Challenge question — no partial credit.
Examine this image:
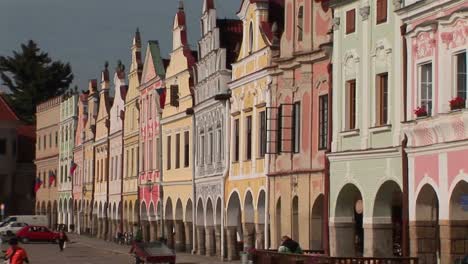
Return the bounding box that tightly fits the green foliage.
[0,40,73,122]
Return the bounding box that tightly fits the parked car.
[0,222,28,236]
[0,215,48,227]
[16,226,60,244]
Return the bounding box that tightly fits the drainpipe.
[105,119,111,239]
[400,23,409,257]
[158,109,164,239]
[120,111,125,233]
[191,111,197,254]
[324,62,332,256]
[265,77,273,250]
[220,96,231,258]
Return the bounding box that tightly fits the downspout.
[324,62,332,256]
[120,111,125,233]
[400,23,409,257]
[265,77,273,250]
[220,96,231,258]
[105,119,110,239]
[191,112,197,254]
[158,110,164,239]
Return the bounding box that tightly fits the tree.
[0,40,73,122]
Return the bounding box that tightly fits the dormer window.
[249,22,254,54]
[298,6,304,41]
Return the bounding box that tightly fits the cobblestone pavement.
[1,234,240,264]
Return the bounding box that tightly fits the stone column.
[184,222,193,253]
[256,224,265,249]
[197,226,206,255]
[165,220,174,249]
[226,226,239,261]
[215,225,222,257]
[243,223,255,250]
[205,226,215,256]
[174,220,186,252]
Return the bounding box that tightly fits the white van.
[0,215,48,227]
[0,222,28,236]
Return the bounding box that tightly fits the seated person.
[278,235,303,254]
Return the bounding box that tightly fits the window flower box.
[414,106,428,118]
[449,96,465,111]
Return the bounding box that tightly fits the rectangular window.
[175,133,180,169]
[246,116,252,160]
[200,134,205,165]
[49,134,52,148]
[55,132,58,147]
[43,135,46,149]
[167,136,171,170]
[346,9,356,34]
[38,136,41,150]
[259,111,266,156]
[347,80,357,130]
[420,63,433,115]
[170,85,179,107]
[184,131,189,167]
[0,139,5,155]
[376,73,389,125]
[234,119,240,162]
[319,95,329,150]
[217,129,222,162]
[456,52,467,99]
[376,0,388,24]
[209,132,214,164]
[156,137,160,170]
[277,106,283,153]
[141,142,145,171]
[149,139,153,170]
[292,103,300,153]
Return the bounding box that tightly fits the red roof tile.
[0,94,20,122]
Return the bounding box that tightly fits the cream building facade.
[35,96,62,229]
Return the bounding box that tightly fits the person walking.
[58,230,69,252]
[3,238,29,264]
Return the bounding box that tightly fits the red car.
[16,226,60,243]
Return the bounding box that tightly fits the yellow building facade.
[225,0,283,260]
[161,2,197,253]
[122,30,142,233]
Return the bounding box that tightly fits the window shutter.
[346,9,356,34]
[170,85,179,107]
[377,0,387,24]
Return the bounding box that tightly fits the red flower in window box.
[449,96,465,110]
[414,106,428,118]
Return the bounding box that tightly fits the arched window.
[298,6,304,41]
[249,22,254,54]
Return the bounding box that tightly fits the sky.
[0,0,239,90]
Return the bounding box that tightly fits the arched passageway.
[185,199,193,253]
[275,198,282,248]
[243,191,255,251]
[292,196,299,242]
[311,194,324,251]
[205,199,215,256]
[333,184,363,257]
[174,199,185,252]
[165,198,174,249]
[196,198,205,255]
[413,184,439,264]
[257,190,266,250]
[226,192,242,261]
[446,180,468,263]
[372,181,402,257]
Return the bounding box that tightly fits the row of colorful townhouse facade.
[33,0,467,263]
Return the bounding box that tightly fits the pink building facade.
[138,41,167,242]
[73,91,88,234]
[401,1,467,263]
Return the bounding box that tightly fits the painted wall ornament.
[359,5,370,21]
[333,17,340,31]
